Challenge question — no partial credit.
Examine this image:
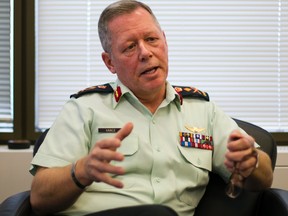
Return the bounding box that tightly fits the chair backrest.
[233,118,277,169]
[194,118,277,216]
[33,128,49,157]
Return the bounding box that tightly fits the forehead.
[107,7,160,37]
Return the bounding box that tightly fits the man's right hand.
[76,122,134,188]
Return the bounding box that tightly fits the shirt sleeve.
[30,98,92,175]
[209,102,255,183]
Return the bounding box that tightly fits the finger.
[98,174,124,188]
[86,160,125,187]
[226,147,253,162]
[94,163,124,188]
[224,159,234,169]
[241,133,255,150]
[93,147,124,162]
[93,137,121,154]
[92,169,124,188]
[224,159,235,172]
[227,134,255,153]
[114,122,133,141]
[238,166,255,178]
[227,130,243,152]
[238,154,258,171]
[94,160,125,175]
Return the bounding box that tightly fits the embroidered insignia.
[173,85,209,102]
[179,132,213,150]
[174,87,183,92]
[114,86,122,102]
[185,125,206,133]
[184,87,192,92]
[70,83,114,98]
[176,91,183,105]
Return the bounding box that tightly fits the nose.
[138,42,152,62]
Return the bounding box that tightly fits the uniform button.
[155,178,160,183]
[155,146,160,152]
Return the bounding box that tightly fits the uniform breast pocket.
[87,134,139,191]
[177,144,212,171]
[116,135,139,156]
[94,133,139,156]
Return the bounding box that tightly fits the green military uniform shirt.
[31,79,243,216]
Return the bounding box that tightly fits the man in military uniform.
[30,1,273,215]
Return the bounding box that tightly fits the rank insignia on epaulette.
[70,83,114,98]
[179,132,213,150]
[173,85,209,102]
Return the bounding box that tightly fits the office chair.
[194,118,287,216]
[1,118,288,216]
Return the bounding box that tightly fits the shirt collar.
[165,82,182,111]
[112,79,133,109]
[112,80,182,111]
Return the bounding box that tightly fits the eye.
[146,37,158,42]
[123,43,136,53]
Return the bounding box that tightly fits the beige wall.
[0,146,33,203]
[0,146,288,203]
[272,147,288,190]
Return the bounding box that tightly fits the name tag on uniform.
[179,132,213,150]
[98,128,121,133]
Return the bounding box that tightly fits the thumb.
[228,130,242,142]
[114,122,133,141]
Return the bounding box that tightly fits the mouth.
[141,66,159,75]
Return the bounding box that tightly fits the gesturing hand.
[78,122,134,188]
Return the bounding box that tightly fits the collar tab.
[114,86,122,103]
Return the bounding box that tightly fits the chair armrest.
[0,191,32,216]
[258,188,288,215]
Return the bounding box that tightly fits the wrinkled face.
[102,7,169,98]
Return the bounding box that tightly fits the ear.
[102,52,116,74]
[162,31,168,46]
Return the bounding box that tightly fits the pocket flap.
[177,144,212,171]
[117,135,138,156]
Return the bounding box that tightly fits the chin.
[145,80,166,91]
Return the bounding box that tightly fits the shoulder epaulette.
[173,86,209,101]
[70,83,114,99]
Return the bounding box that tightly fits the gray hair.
[98,0,161,53]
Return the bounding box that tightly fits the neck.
[137,88,166,114]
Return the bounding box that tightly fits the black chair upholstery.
[32,128,49,157]
[258,188,288,215]
[194,118,285,216]
[233,118,277,169]
[1,118,288,216]
[0,191,32,216]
